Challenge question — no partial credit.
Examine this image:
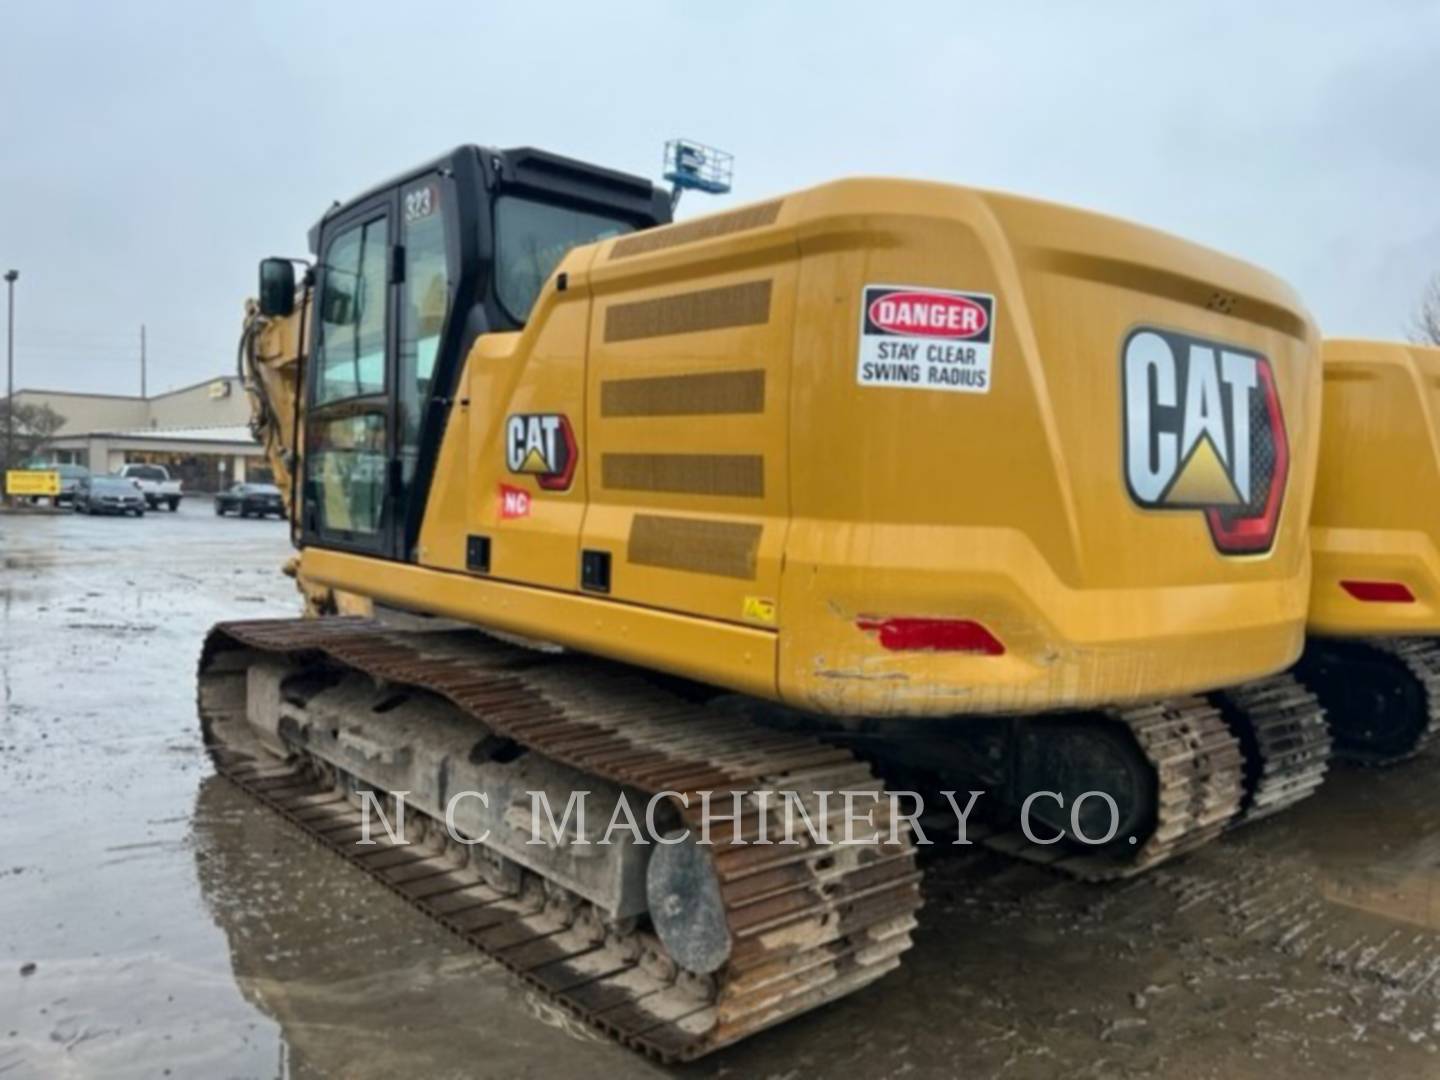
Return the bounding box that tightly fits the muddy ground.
[3,504,1440,1078]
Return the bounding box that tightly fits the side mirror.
[258,258,296,318]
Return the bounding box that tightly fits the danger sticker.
[856,285,995,394]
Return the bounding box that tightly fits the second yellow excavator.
[1297,338,1440,764]
[209,145,1331,1058]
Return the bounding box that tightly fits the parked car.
[22,462,90,506]
[116,463,183,511]
[52,463,92,505]
[214,482,285,518]
[73,476,146,516]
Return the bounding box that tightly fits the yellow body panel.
[303,547,777,697]
[461,275,595,591]
[1308,339,1440,636]
[313,178,1321,717]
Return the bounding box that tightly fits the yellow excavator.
[207,145,1330,1059]
[1295,339,1440,763]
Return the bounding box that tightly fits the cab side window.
[316,217,389,404]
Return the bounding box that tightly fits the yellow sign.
[6,470,60,496]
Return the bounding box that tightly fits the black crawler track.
[976,677,1329,881]
[1213,672,1330,823]
[1295,637,1440,766]
[975,696,1246,881]
[198,617,921,1062]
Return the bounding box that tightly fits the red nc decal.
[499,484,532,521]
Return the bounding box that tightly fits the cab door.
[302,173,461,562]
[302,195,397,557]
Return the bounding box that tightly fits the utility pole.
[140,323,147,398]
[4,269,17,478]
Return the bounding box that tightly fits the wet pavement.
[4,504,1440,1078]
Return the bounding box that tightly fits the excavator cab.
[269,146,669,565]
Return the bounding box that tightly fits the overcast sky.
[1,1,1436,396]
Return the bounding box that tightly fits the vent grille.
[604,281,772,343]
[601,370,766,418]
[628,515,762,580]
[601,453,764,497]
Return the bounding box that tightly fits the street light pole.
[4,269,17,478]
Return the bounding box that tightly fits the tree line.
[0,402,66,472]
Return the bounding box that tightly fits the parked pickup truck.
[116,463,183,511]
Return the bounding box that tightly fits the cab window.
[308,411,387,536]
[494,196,633,323]
[400,181,450,386]
[397,179,453,489]
[315,217,389,403]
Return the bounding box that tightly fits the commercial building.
[6,376,267,492]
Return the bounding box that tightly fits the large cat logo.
[1122,327,1288,554]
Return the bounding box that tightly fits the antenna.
[663,139,733,212]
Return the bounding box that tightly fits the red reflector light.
[1341,580,1416,603]
[855,617,1005,655]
